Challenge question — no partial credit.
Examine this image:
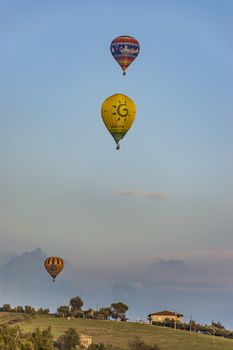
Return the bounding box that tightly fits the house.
[148,310,183,324]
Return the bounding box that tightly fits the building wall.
[80,334,92,348]
[150,314,182,323]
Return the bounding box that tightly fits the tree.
[98,307,112,320]
[38,308,50,315]
[188,320,196,332]
[37,308,44,315]
[13,306,24,313]
[69,296,83,315]
[24,305,36,315]
[111,302,128,321]
[43,308,50,315]
[212,321,225,330]
[57,327,80,350]
[2,304,11,312]
[57,306,71,318]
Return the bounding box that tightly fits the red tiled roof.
[148,310,183,317]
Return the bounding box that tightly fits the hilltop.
[1,313,233,350]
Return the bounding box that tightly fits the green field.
[2,315,231,350]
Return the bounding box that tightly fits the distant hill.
[0,248,79,310]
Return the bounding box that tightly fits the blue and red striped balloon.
[110,35,140,75]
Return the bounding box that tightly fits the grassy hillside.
[0,312,24,323]
[10,315,233,350]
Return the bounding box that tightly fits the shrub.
[57,327,80,350]
[31,327,53,350]
[88,344,113,350]
[128,337,160,350]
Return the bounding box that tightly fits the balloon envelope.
[44,256,64,281]
[110,35,140,75]
[101,93,136,149]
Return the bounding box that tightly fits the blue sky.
[1,0,233,327]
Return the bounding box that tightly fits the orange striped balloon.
[44,256,64,282]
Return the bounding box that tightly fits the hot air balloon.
[44,256,64,282]
[110,35,140,75]
[101,93,136,150]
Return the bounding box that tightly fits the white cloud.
[116,190,141,197]
[116,189,169,200]
[145,192,169,200]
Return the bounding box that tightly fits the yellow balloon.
[101,93,136,150]
[44,256,64,282]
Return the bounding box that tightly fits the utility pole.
[190,314,192,332]
[212,324,215,344]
